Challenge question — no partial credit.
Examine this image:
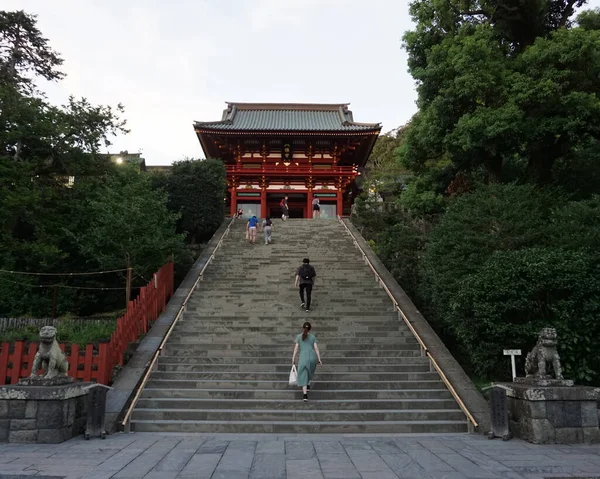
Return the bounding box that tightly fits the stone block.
[555,427,584,444]
[38,427,70,444]
[37,400,64,429]
[530,418,555,444]
[10,419,37,430]
[526,400,547,419]
[546,401,581,428]
[8,400,26,418]
[0,399,8,418]
[9,429,38,443]
[581,402,599,427]
[583,427,600,443]
[64,398,76,424]
[25,400,38,418]
[0,418,9,441]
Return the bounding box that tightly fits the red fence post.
[0,342,9,385]
[11,340,25,384]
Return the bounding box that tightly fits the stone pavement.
[1,433,600,479]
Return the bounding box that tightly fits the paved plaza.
[0,433,600,479]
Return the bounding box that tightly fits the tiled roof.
[194,103,380,132]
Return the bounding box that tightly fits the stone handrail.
[338,216,490,432]
[120,217,236,430]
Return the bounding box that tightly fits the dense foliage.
[355,2,600,385]
[159,159,226,244]
[0,11,187,318]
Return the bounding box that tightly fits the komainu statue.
[29,326,69,379]
[525,327,563,380]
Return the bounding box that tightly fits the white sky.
[6,0,600,165]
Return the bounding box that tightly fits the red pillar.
[260,188,267,219]
[230,188,237,216]
[306,189,313,219]
[336,189,343,217]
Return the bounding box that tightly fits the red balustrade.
[0,262,174,385]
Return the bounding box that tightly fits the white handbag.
[288,365,298,386]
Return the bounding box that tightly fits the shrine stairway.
[129,219,469,433]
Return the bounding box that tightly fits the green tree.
[0,10,180,318]
[422,185,600,383]
[401,1,599,187]
[69,165,184,281]
[166,159,226,244]
[0,10,64,91]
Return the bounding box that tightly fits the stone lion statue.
[525,327,564,380]
[29,326,69,379]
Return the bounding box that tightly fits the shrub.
[423,185,600,383]
[166,159,226,244]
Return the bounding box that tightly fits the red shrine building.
[193,102,381,218]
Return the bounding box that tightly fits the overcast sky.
[6,0,600,165]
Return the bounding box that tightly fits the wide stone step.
[156,363,431,373]
[157,356,428,365]
[171,325,404,333]
[183,311,398,318]
[144,379,446,390]
[130,419,468,434]
[135,398,458,410]
[131,408,466,422]
[148,371,440,381]
[140,388,455,400]
[165,336,418,345]
[162,349,424,358]
[162,343,420,351]
[129,219,466,434]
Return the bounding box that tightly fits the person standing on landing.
[292,322,322,402]
[247,215,258,244]
[295,258,316,312]
[312,197,320,219]
[280,196,289,221]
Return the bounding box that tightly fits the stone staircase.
[130,219,469,433]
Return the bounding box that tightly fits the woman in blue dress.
[291,322,322,402]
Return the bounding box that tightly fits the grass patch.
[0,319,116,346]
[471,376,494,393]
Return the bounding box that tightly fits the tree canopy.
[0,10,187,318]
[355,1,600,385]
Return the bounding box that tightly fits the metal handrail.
[121,217,236,430]
[337,216,478,428]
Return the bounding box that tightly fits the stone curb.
[104,219,231,433]
[343,218,490,433]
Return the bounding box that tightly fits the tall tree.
[401,1,600,186]
[0,10,63,91]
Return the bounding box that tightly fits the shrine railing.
[337,216,478,430]
[225,165,357,177]
[0,262,174,386]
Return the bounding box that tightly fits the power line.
[0,277,141,291]
[0,268,129,277]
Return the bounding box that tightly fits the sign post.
[503,349,521,381]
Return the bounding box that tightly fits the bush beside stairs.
[129,219,470,434]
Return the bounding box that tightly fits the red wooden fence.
[0,262,174,385]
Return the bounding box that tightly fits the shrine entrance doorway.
[267,193,307,218]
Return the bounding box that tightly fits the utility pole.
[125,255,133,310]
[51,285,58,319]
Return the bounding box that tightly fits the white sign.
[503,349,521,356]
[503,349,522,380]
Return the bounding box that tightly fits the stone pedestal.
[0,380,90,443]
[496,381,600,444]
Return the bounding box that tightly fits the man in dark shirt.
[295,258,316,312]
